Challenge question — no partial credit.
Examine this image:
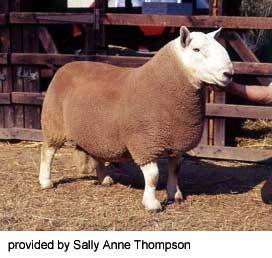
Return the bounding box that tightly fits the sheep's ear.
[180,26,191,48]
[207,27,222,40]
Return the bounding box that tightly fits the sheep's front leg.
[39,143,56,189]
[140,162,162,211]
[167,156,183,203]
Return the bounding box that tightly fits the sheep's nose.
[223,71,233,79]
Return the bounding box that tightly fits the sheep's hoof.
[40,179,54,189]
[174,197,184,204]
[100,176,114,187]
[143,199,162,212]
[167,191,184,204]
[175,191,184,203]
[166,197,184,206]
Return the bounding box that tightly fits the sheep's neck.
[136,41,203,103]
[133,42,205,152]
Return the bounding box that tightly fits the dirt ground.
[0,137,272,231]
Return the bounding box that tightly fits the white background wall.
[67,0,94,8]
[67,0,209,9]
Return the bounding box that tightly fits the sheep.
[39,26,233,211]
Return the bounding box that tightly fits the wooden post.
[84,26,96,54]
[83,0,106,54]
[216,0,223,15]
[10,0,25,128]
[22,24,41,129]
[0,1,13,129]
[199,89,209,145]
[84,6,96,54]
[12,0,40,130]
[214,0,226,146]
[200,0,216,145]
[94,0,107,53]
[0,2,6,129]
[207,0,217,145]
[209,0,226,146]
[213,37,227,146]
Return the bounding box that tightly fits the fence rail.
[9,53,272,76]
[9,12,272,30]
[102,13,272,29]
[10,12,94,24]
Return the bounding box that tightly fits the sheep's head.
[177,26,233,89]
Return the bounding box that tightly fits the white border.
[0,231,271,258]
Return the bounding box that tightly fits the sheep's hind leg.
[73,147,113,185]
[39,143,57,189]
[94,159,114,186]
[74,147,89,174]
[140,162,162,211]
[167,156,184,204]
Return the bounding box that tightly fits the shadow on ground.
[54,175,98,188]
[54,157,272,198]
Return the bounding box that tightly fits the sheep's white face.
[176,26,233,88]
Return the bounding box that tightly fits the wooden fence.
[1,0,272,163]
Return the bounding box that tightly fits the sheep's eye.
[193,48,200,52]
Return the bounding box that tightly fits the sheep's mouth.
[209,83,230,92]
[209,76,233,90]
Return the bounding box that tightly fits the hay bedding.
[236,119,272,150]
[0,137,272,231]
